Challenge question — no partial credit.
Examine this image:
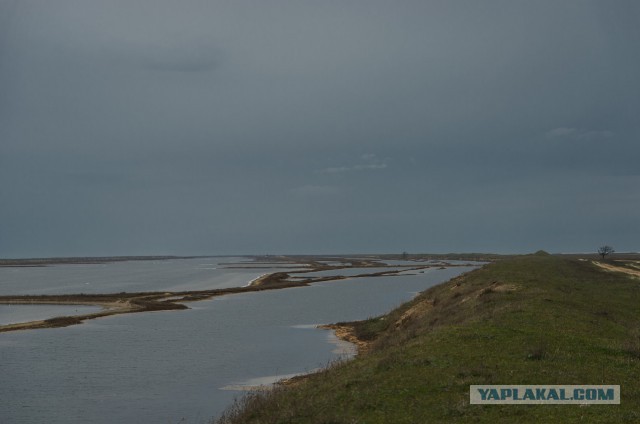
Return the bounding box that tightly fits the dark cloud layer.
[1,0,638,257]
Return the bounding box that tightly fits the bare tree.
[597,245,614,259]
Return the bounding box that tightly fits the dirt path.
[593,261,640,278]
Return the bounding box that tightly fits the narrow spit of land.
[215,254,640,424]
[0,255,478,333]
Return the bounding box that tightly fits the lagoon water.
[297,266,406,279]
[0,304,104,326]
[0,258,302,295]
[0,259,477,423]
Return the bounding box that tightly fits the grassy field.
[215,253,640,423]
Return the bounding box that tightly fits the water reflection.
[0,265,477,423]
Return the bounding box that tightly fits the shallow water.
[0,257,304,295]
[0,304,103,325]
[0,263,477,423]
[294,266,405,279]
[380,259,485,266]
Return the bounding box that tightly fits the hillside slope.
[216,255,640,423]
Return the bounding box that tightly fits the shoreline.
[318,323,371,354]
[0,255,208,267]
[0,258,476,333]
[0,274,298,333]
[212,255,640,423]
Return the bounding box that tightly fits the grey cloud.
[289,185,342,197]
[1,1,639,257]
[546,128,615,140]
[142,57,219,72]
[319,154,389,174]
[134,35,223,72]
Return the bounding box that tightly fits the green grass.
[215,255,640,423]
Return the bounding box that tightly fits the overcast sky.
[1,1,638,257]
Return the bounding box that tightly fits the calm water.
[0,258,304,295]
[0,304,103,325]
[295,266,405,279]
[0,262,477,423]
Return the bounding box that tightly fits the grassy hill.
[215,254,640,423]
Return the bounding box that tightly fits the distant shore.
[0,256,475,333]
[0,255,213,267]
[0,271,294,333]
